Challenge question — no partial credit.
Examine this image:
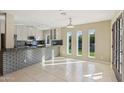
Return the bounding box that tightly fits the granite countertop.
[16,45,61,49]
[1,45,61,52]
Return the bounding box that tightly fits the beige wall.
[60,20,111,64]
[6,13,15,48]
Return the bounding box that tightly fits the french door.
[112,13,123,81]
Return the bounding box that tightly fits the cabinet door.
[40,31,43,40]
[32,30,36,36]
[27,28,32,37]
[17,26,22,40]
[56,28,61,40]
[21,27,26,40]
[38,31,43,40]
[35,30,40,40]
[23,26,28,40]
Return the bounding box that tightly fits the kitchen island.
[0,45,60,75]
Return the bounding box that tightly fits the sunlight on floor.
[0,57,117,82]
[84,72,103,80]
[41,58,88,66]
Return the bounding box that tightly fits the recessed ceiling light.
[59,10,66,16]
[60,12,66,15]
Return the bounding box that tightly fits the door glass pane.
[117,21,119,70]
[114,24,116,65]
[119,18,123,74]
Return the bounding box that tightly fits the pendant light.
[67,18,74,28]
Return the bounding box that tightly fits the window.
[67,32,72,55]
[77,31,83,56]
[88,29,95,58]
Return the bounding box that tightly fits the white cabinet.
[49,28,61,40]
[32,30,36,36]
[27,28,32,37]
[35,30,40,40]
[16,26,22,40]
[35,30,43,40]
[56,28,61,40]
[16,26,28,40]
[16,25,43,41]
[22,26,28,40]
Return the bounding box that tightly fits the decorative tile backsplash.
[0,46,60,75]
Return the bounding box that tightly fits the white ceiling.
[2,10,119,30]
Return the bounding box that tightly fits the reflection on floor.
[0,57,117,82]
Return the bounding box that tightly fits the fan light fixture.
[67,18,74,28]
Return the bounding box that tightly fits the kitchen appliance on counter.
[51,40,63,45]
[25,41,37,46]
[27,36,37,46]
[25,41,32,46]
[15,35,45,48]
[37,40,45,47]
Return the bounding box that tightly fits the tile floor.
[0,57,117,82]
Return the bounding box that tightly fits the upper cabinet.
[15,25,61,41]
[56,28,61,40]
[35,30,43,40]
[50,28,61,40]
[50,29,56,40]
[15,25,43,41]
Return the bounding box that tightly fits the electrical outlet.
[24,59,26,63]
